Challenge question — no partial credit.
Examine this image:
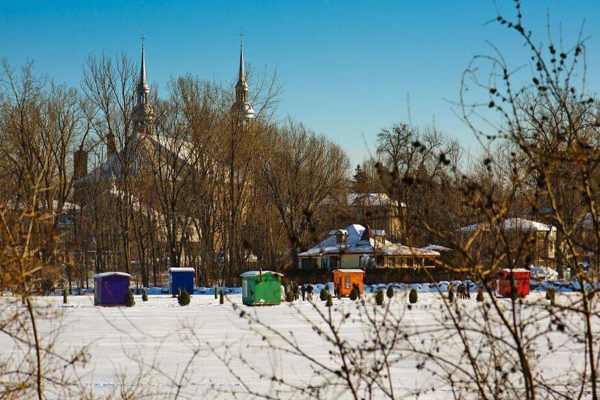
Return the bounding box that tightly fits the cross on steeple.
[141,31,145,45]
[239,29,244,45]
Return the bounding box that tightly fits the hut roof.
[168,267,195,273]
[93,272,131,279]
[240,271,283,277]
[332,269,365,273]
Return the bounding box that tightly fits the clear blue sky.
[1,0,599,166]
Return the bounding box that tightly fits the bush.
[448,288,454,303]
[63,288,67,304]
[350,287,360,301]
[142,288,148,302]
[326,294,333,307]
[546,287,556,304]
[286,286,295,302]
[375,289,384,306]
[409,289,418,304]
[386,286,394,299]
[320,288,328,301]
[476,288,484,302]
[219,289,224,304]
[124,289,135,307]
[178,289,191,306]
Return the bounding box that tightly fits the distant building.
[347,193,405,241]
[298,224,438,270]
[458,218,556,269]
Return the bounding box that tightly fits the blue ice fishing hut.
[169,267,195,295]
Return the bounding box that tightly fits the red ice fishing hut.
[497,268,530,297]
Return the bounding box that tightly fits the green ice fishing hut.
[240,270,283,306]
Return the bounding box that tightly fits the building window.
[345,276,350,289]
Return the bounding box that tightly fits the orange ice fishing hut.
[333,269,365,296]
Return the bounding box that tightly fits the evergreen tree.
[546,287,556,305]
[326,294,333,307]
[178,289,191,306]
[448,287,454,303]
[353,164,368,193]
[409,289,418,304]
[375,289,384,306]
[320,288,328,301]
[476,287,484,302]
[386,286,394,300]
[124,289,135,307]
[142,288,148,302]
[350,286,360,301]
[286,286,295,302]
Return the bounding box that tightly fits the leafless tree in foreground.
[211,2,600,399]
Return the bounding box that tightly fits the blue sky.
[1,0,599,166]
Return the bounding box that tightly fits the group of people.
[451,282,471,299]
[287,282,315,301]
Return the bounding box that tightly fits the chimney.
[74,148,88,180]
[73,148,88,205]
[106,132,117,158]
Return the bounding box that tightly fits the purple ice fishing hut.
[93,272,132,306]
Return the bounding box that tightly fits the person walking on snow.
[307,284,314,301]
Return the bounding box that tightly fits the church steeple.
[231,31,255,122]
[137,40,150,106]
[133,34,155,135]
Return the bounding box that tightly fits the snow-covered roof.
[240,270,283,277]
[499,268,530,273]
[459,218,554,233]
[332,269,365,273]
[299,224,439,257]
[169,267,195,273]
[76,134,197,184]
[93,272,132,279]
[423,244,452,252]
[347,193,406,208]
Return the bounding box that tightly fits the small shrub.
[326,294,333,307]
[178,289,191,306]
[375,289,384,306]
[63,288,68,305]
[476,288,484,302]
[386,286,394,299]
[350,287,360,301]
[320,288,328,301]
[286,286,295,302]
[214,285,218,299]
[448,288,454,303]
[219,289,224,304]
[546,287,556,305]
[124,289,135,307]
[142,288,148,302]
[587,290,595,301]
[409,289,418,304]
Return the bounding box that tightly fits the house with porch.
[458,218,557,269]
[298,224,439,270]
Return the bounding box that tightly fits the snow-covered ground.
[0,292,597,399]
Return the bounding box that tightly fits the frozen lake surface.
[0,292,596,399]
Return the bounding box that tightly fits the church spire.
[238,36,246,86]
[133,33,155,135]
[231,31,255,122]
[137,33,150,106]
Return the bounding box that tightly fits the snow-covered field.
[0,291,597,399]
